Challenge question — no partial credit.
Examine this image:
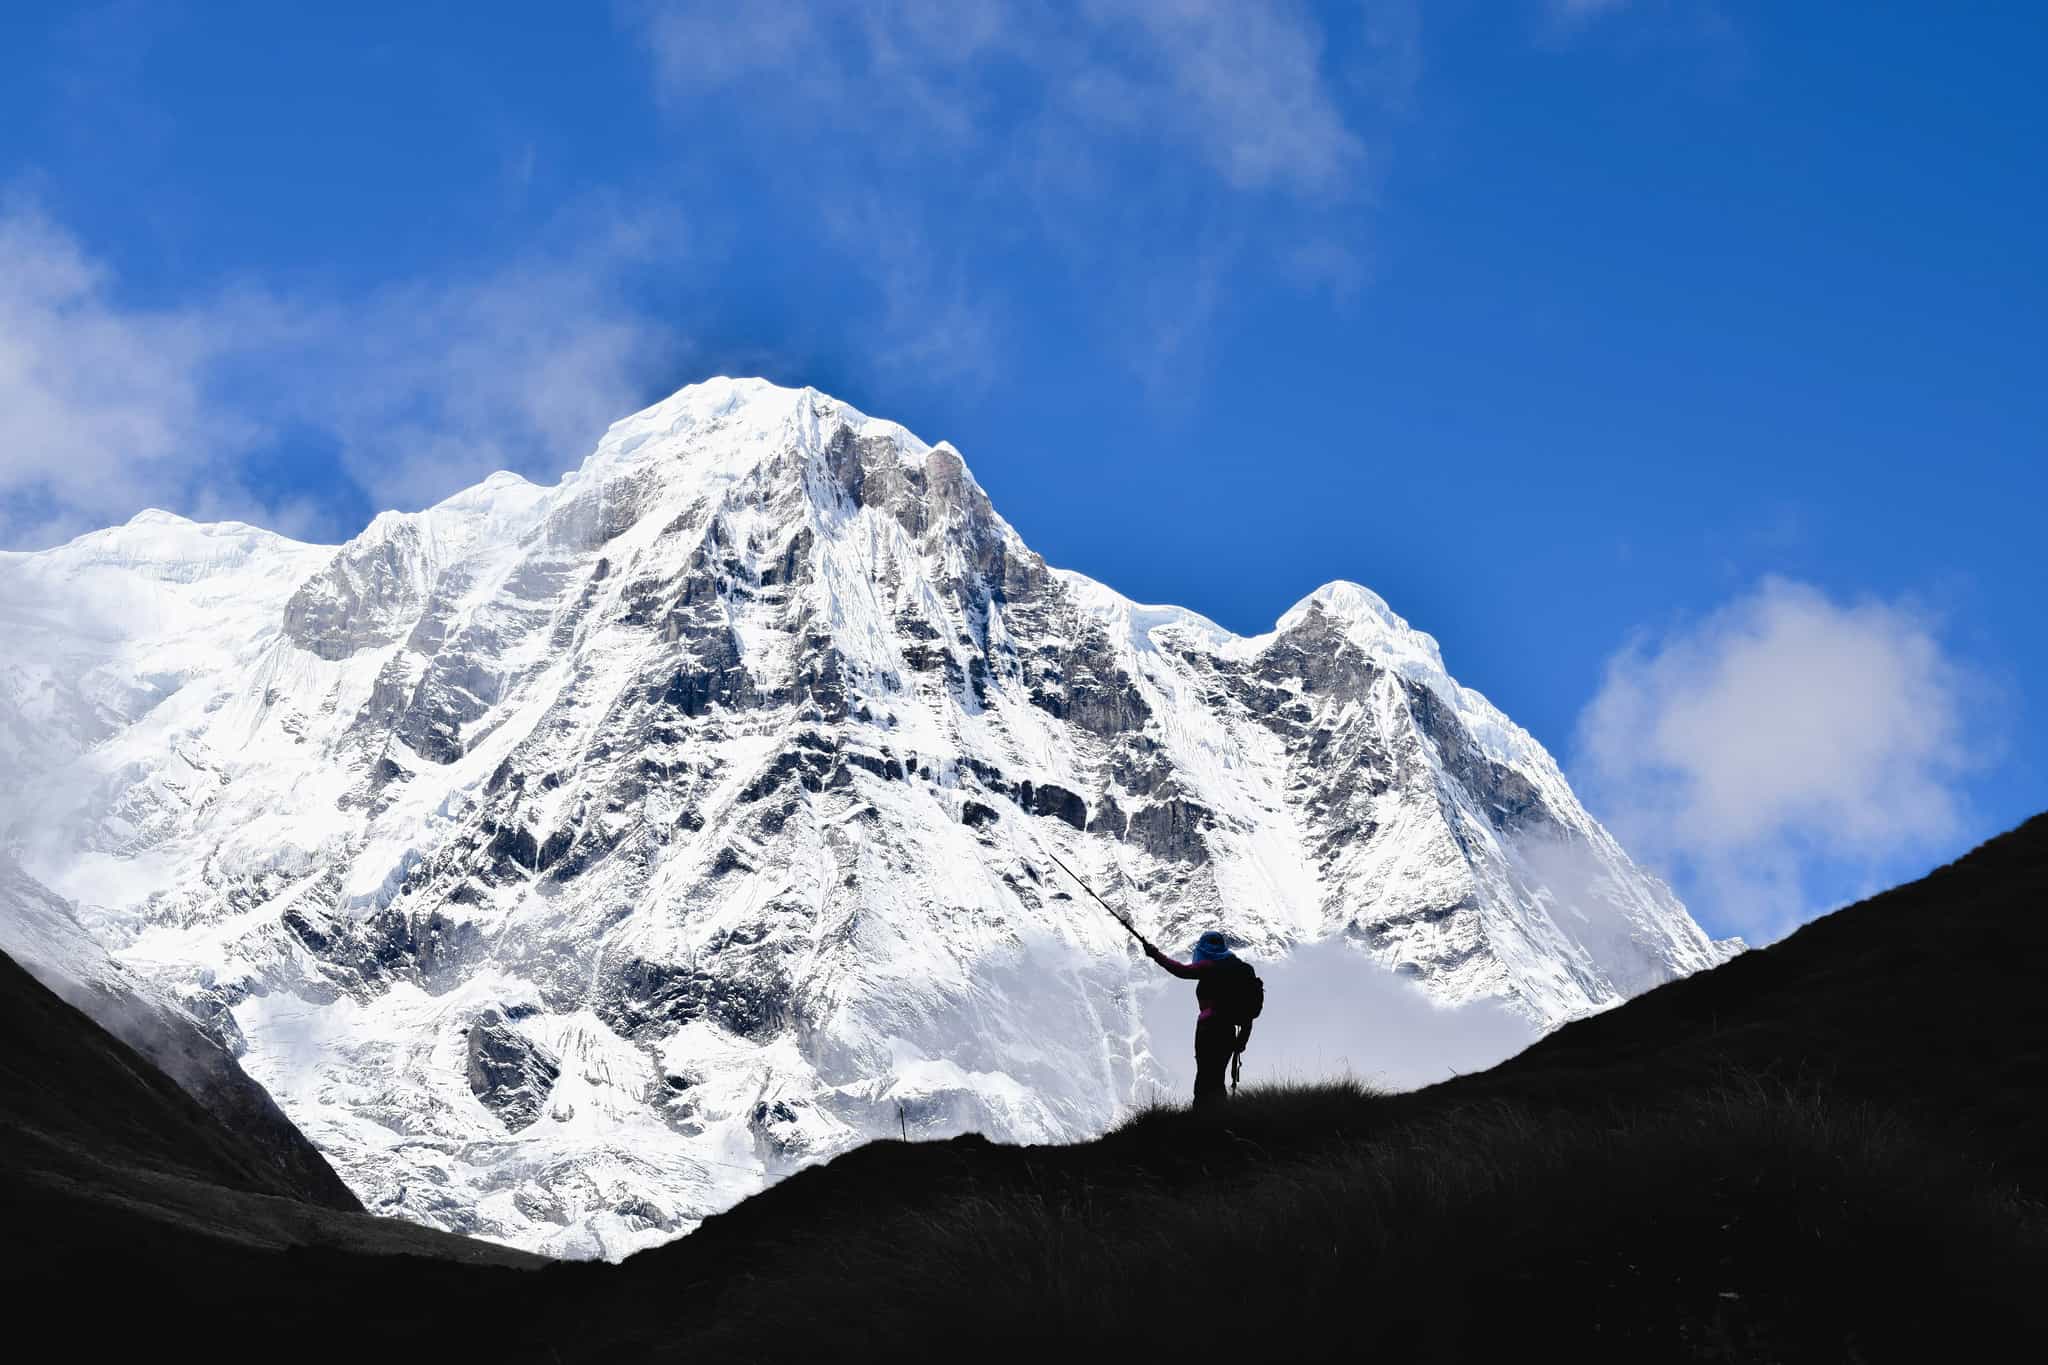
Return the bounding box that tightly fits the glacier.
[0,377,1739,1258]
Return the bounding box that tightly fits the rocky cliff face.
[0,378,1737,1258]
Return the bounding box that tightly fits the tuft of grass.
[1124,1074,1385,1124]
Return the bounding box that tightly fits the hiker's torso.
[1193,956,1254,1021]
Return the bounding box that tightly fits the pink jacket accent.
[1146,947,1227,1019]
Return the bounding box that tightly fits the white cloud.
[272,215,682,512]
[1575,578,1988,936]
[0,202,681,547]
[0,202,251,545]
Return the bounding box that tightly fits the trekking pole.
[1044,850,1148,947]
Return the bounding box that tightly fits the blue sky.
[2,2,2041,939]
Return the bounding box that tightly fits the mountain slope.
[553,815,2048,1355]
[0,851,360,1210]
[1482,809,2048,1187]
[0,377,1736,1255]
[12,815,2041,1363]
[0,942,537,1267]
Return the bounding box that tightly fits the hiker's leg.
[1192,1017,1232,1104]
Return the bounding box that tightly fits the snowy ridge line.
[0,376,1737,1259]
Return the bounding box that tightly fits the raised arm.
[1144,942,1206,980]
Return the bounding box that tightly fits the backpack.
[1219,957,1264,1026]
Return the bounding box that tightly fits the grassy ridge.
[557,816,2048,1359]
[567,1079,2042,1360]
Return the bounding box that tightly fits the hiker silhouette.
[1145,930,1262,1104]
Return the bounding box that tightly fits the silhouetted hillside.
[0,948,539,1286]
[1477,809,2048,1187]
[0,848,366,1213]
[6,815,2044,1361]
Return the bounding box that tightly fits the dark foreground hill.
[0,850,363,1213]
[0,948,540,1270]
[5,816,2045,1361]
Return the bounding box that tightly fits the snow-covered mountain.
[0,378,1737,1258]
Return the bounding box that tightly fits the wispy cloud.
[1536,0,1750,74]
[817,194,1003,392]
[267,211,684,512]
[628,0,1365,188]
[1575,578,1992,937]
[0,200,254,546]
[0,200,682,548]
[620,1,1379,390]
[1074,0,1363,194]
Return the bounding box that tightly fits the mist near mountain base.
[1136,937,1542,1101]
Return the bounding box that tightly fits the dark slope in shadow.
[7,816,2045,1361]
[1479,809,2048,1186]
[0,947,539,1305]
[0,850,362,1212]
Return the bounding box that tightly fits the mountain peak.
[1275,579,1450,678]
[5,380,1732,1260]
[126,507,195,528]
[572,375,940,494]
[12,506,320,584]
[1278,579,1413,637]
